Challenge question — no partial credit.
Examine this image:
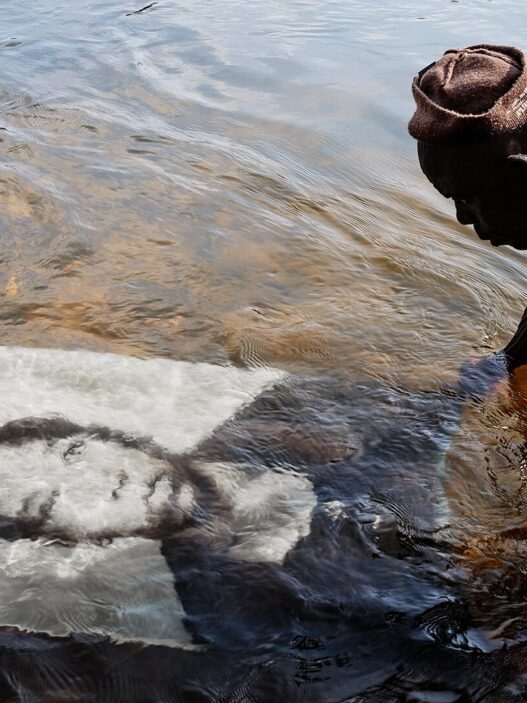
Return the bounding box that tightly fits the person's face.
[418,139,527,249]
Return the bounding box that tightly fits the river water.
[2,1,527,701]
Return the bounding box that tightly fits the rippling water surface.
[3,1,527,701]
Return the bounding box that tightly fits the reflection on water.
[2,0,527,700]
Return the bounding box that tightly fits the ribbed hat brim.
[409,44,527,144]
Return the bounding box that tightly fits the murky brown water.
[3,0,525,382]
[3,1,527,700]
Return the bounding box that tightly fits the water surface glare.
[2,0,527,701]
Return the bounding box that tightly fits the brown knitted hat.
[409,44,527,144]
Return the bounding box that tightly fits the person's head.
[409,44,527,249]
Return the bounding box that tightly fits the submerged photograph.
[1,0,527,701]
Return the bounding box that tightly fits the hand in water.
[457,352,510,400]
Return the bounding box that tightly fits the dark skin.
[418,133,527,366]
[418,135,527,249]
[417,136,527,651]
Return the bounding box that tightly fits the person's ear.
[506,154,527,188]
[507,153,527,171]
